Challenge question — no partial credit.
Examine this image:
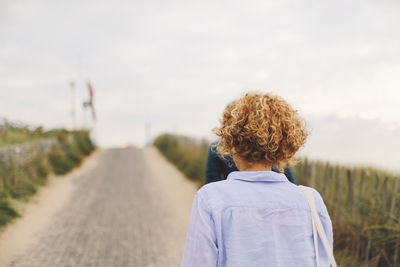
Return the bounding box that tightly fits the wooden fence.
[294,159,399,266]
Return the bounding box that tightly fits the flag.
[87,81,96,122]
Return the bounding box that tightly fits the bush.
[33,155,51,180]
[48,146,74,175]
[9,179,37,200]
[0,160,17,188]
[0,199,19,226]
[154,134,209,184]
[74,131,95,155]
[64,142,84,165]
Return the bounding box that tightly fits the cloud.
[0,0,399,170]
[301,114,400,171]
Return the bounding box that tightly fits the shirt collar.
[227,171,288,183]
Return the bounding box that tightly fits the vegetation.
[0,120,70,147]
[154,133,399,267]
[295,160,399,266]
[0,122,96,227]
[0,198,19,227]
[153,134,209,185]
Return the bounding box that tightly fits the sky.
[1,0,399,171]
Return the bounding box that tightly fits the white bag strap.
[298,185,337,267]
[311,211,319,267]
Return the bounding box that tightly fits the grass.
[293,159,400,266]
[0,120,71,148]
[9,180,37,200]
[154,133,400,267]
[0,125,96,227]
[0,198,19,226]
[154,133,208,185]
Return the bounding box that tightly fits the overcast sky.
[1,0,399,171]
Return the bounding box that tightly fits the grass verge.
[0,130,95,227]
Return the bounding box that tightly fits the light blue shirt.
[181,171,333,267]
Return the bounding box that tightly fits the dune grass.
[0,120,71,148]
[154,133,208,186]
[0,128,96,227]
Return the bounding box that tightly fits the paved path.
[6,147,197,267]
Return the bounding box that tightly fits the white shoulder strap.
[298,185,337,267]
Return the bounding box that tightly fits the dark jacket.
[205,143,296,184]
[206,145,238,184]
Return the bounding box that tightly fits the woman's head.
[214,92,308,169]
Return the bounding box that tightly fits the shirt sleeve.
[312,189,334,263]
[181,192,218,267]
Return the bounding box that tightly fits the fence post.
[366,173,380,261]
[371,173,379,211]
[351,168,358,216]
[390,177,398,225]
[356,170,365,215]
[346,169,353,212]
[321,162,329,197]
[304,158,309,183]
[392,177,400,266]
[333,166,340,203]
[380,176,389,219]
[355,170,367,259]
[329,166,334,199]
[335,168,344,221]
[394,231,400,266]
[310,164,316,188]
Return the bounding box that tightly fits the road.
[3,147,197,267]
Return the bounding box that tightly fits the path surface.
[2,147,197,267]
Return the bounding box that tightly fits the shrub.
[0,199,19,226]
[0,160,17,188]
[154,134,209,184]
[63,142,84,165]
[33,155,51,180]
[74,131,95,155]
[9,179,37,200]
[47,146,74,175]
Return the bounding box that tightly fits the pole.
[70,81,77,130]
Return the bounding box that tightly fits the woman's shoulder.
[298,186,330,217]
[196,179,236,209]
[197,179,227,196]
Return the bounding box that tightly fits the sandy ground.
[0,150,102,266]
[0,147,198,266]
[143,146,198,227]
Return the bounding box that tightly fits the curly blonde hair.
[213,92,308,169]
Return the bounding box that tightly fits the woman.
[181,92,334,266]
